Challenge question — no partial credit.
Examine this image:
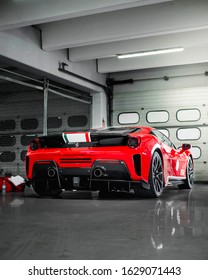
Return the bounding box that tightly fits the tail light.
[128,137,141,148]
[30,139,40,150]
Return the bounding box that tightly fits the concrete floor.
[0,183,208,260]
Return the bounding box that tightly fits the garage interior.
[0,0,208,260]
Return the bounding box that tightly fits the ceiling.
[1,0,208,74]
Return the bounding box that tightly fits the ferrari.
[25,126,194,198]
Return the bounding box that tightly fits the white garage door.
[113,87,208,181]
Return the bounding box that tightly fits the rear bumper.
[30,159,147,195]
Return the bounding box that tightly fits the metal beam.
[0,71,91,104]
[47,87,91,104]
[0,74,43,90]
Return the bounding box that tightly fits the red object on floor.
[0,177,24,192]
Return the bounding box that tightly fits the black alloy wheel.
[149,151,164,197]
[178,156,194,189]
[134,151,164,198]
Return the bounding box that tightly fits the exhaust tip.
[48,168,56,178]
[93,166,107,178]
[93,168,103,178]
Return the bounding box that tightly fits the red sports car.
[25,126,194,198]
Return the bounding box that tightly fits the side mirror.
[181,143,191,150]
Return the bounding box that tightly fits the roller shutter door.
[0,88,91,177]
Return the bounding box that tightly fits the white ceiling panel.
[0,0,171,31]
[41,0,208,50]
[68,29,208,62]
[1,0,208,73]
[98,45,208,73]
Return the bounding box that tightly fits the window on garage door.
[177,109,201,122]
[0,151,16,162]
[147,110,169,123]
[0,135,16,146]
[21,118,39,130]
[177,127,201,140]
[191,146,201,159]
[118,112,140,124]
[0,119,16,131]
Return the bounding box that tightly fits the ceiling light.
[117,47,184,59]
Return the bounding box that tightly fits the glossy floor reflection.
[0,183,208,260]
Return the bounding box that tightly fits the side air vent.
[133,154,141,176]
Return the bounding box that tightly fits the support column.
[91,91,107,128]
[43,79,49,135]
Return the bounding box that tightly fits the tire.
[178,157,194,189]
[134,151,164,198]
[32,180,62,197]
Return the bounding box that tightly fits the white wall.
[0,27,106,89]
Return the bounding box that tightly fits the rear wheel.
[32,161,63,197]
[134,151,164,198]
[149,151,164,197]
[32,180,62,197]
[178,157,194,189]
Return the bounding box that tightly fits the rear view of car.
[25,126,194,198]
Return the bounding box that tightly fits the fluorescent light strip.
[117,47,184,59]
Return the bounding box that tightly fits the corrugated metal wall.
[112,86,208,181]
[0,82,91,177]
